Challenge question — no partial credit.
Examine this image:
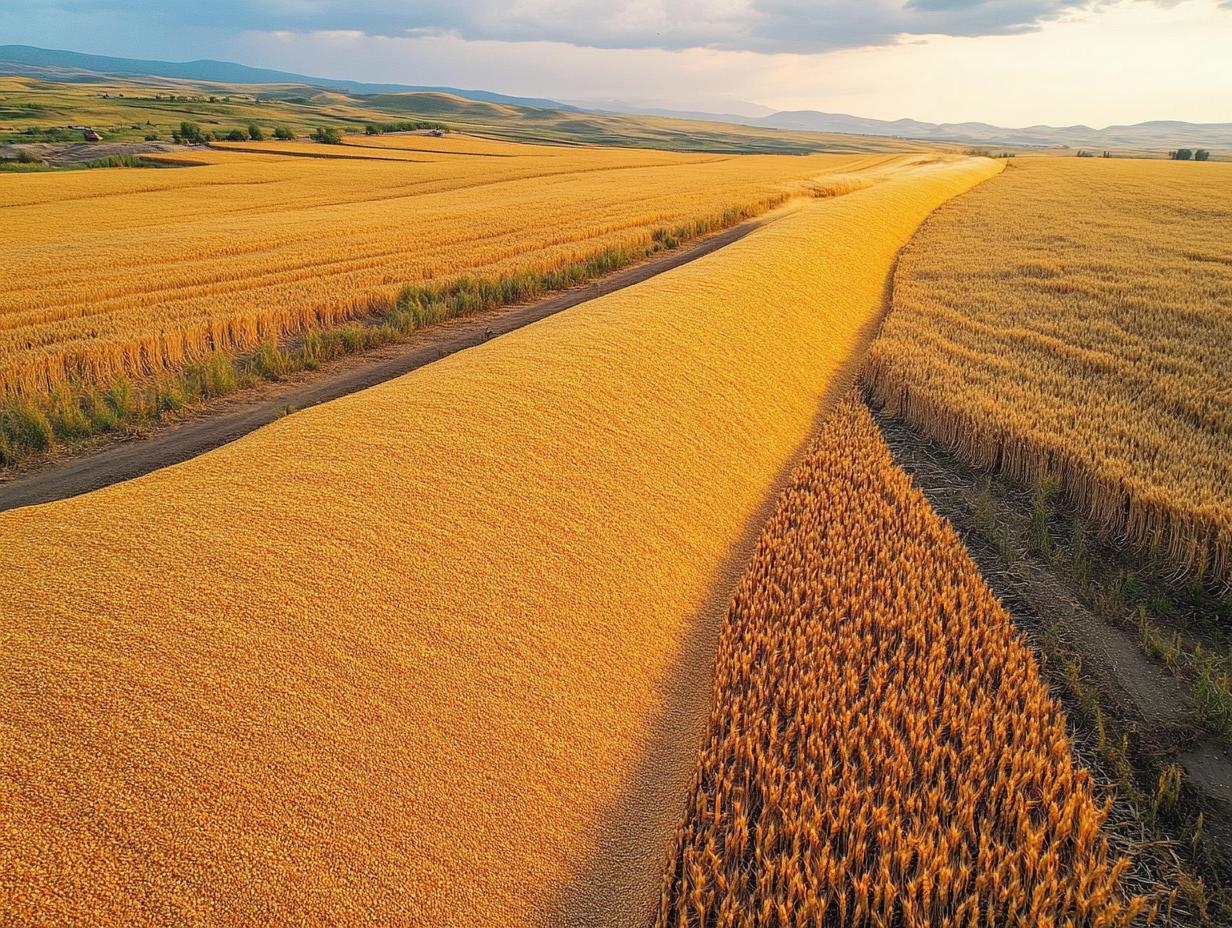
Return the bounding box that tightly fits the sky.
[2,0,1230,126]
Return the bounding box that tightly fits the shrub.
[80,155,144,169]
[1,399,54,454]
[106,377,135,420]
[17,149,41,164]
[247,123,265,141]
[156,381,186,414]
[48,387,91,440]
[311,127,343,145]
[199,352,238,397]
[226,129,247,142]
[273,126,294,140]
[250,340,291,381]
[173,121,205,144]
[363,120,449,135]
[84,388,119,432]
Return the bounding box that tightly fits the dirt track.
[0,211,783,512]
[871,405,1232,908]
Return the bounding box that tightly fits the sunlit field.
[0,137,907,400]
[656,395,1150,927]
[0,158,998,927]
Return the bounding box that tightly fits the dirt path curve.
[0,210,786,513]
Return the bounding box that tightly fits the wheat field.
[0,136,908,401]
[866,158,1232,586]
[656,395,1149,927]
[0,157,998,927]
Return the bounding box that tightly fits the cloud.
[14,0,1144,53]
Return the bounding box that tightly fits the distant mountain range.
[3,45,1228,151]
[744,111,1232,150]
[584,100,1231,150]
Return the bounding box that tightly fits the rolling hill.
[0,44,576,111]
[6,45,1226,152]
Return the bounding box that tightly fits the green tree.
[247,123,265,141]
[1195,149,1211,161]
[172,121,205,144]
[225,129,247,142]
[1172,148,1193,161]
[273,126,294,140]
[311,126,343,145]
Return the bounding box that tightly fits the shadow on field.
[538,262,900,928]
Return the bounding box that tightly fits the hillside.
[7,44,1224,154]
[0,44,575,110]
[0,75,939,155]
[754,109,1232,150]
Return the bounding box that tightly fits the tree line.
[169,121,448,146]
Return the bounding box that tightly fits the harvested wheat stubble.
[865,158,1232,588]
[0,158,998,927]
[657,396,1151,927]
[0,136,907,402]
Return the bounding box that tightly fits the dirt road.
[0,212,782,512]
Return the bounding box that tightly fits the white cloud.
[230,0,1232,125]
[6,0,1144,53]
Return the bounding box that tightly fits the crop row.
[657,396,1151,927]
[865,158,1232,587]
[0,140,883,402]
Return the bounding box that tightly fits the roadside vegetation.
[0,197,780,466]
[0,151,150,172]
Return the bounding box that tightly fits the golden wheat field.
[0,135,909,400]
[656,395,1150,927]
[0,157,999,927]
[865,158,1232,587]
